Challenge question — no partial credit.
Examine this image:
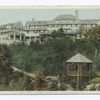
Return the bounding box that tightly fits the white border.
[0,91,99,95]
[0,3,99,96]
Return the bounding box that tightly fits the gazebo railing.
[68,70,90,76]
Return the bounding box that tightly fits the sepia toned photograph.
[0,5,100,94]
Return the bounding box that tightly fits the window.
[31,36,35,40]
[25,36,30,40]
[15,35,20,39]
[36,36,39,38]
[10,35,14,39]
[21,36,24,40]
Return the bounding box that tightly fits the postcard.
[0,5,100,94]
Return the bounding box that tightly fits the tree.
[51,28,66,38]
[0,45,13,86]
[33,66,46,90]
[87,26,100,41]
[87,26,100,57]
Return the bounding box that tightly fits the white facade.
[0,32,25,45]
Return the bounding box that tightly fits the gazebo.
[66,53,93,90]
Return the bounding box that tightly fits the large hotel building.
[0,10,99,45]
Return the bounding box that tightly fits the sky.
[0,0,99,25]
[0,9,100,25]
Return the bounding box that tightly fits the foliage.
[0,45,13,86]
[87,26,100,41]
[90,77,100,84]
[1,27,100,90]
[51,28,66,38]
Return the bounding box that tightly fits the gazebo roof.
[66,53,92,63]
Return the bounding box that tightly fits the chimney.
[75,10,78,21]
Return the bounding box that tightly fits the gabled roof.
[66,53,92,63]
[0,22,24,29]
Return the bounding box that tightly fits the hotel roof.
[25,21,48,26]
[54,14,76,20]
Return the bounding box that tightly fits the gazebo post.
[89,64,92,82]
[77,63,80,90]
[67,64,69,83]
